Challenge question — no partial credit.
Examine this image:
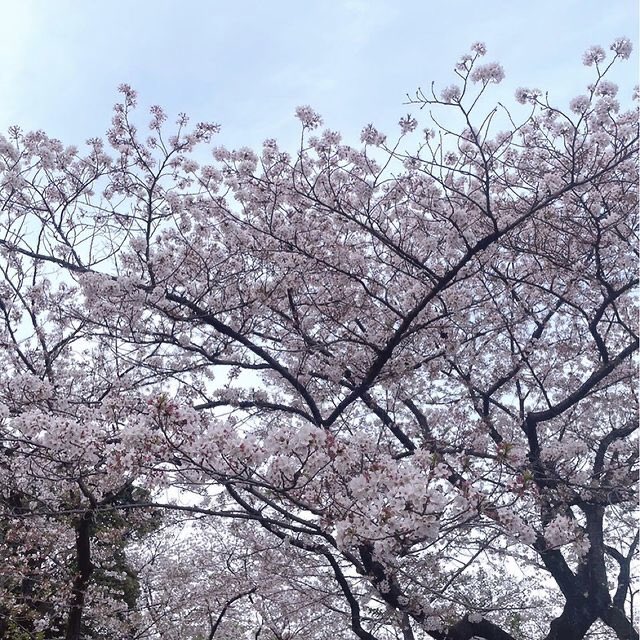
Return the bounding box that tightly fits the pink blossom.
[444,151,458,165]
[193,121,220,142]
[610,37,633,59]
[212,146,231,161]
[295,105,323,129]
[319,129,341,147]
[398,114,418,134]
[515,87,542,104]
[471,42,487,56]
[543,515,575,548]
[117,83,137,107]
[594,80,618,97]
[470,62,505,84]
[149,105,167,130]
[440,84,462,103]
[455,53,473,71]
[582,45,606,66]
[360,124,386,146]
[569,95,591,114]
[182,159,198,173]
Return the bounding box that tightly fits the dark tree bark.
[65,512,93,640]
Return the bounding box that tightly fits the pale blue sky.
[0,0,637,150]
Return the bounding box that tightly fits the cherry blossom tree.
[0,226,163,638]
[0,40,637,640]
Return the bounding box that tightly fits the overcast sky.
[0,0,637,151]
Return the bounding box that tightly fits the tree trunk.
[65,512,93,640]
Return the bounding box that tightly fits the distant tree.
[0,40,637,640]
